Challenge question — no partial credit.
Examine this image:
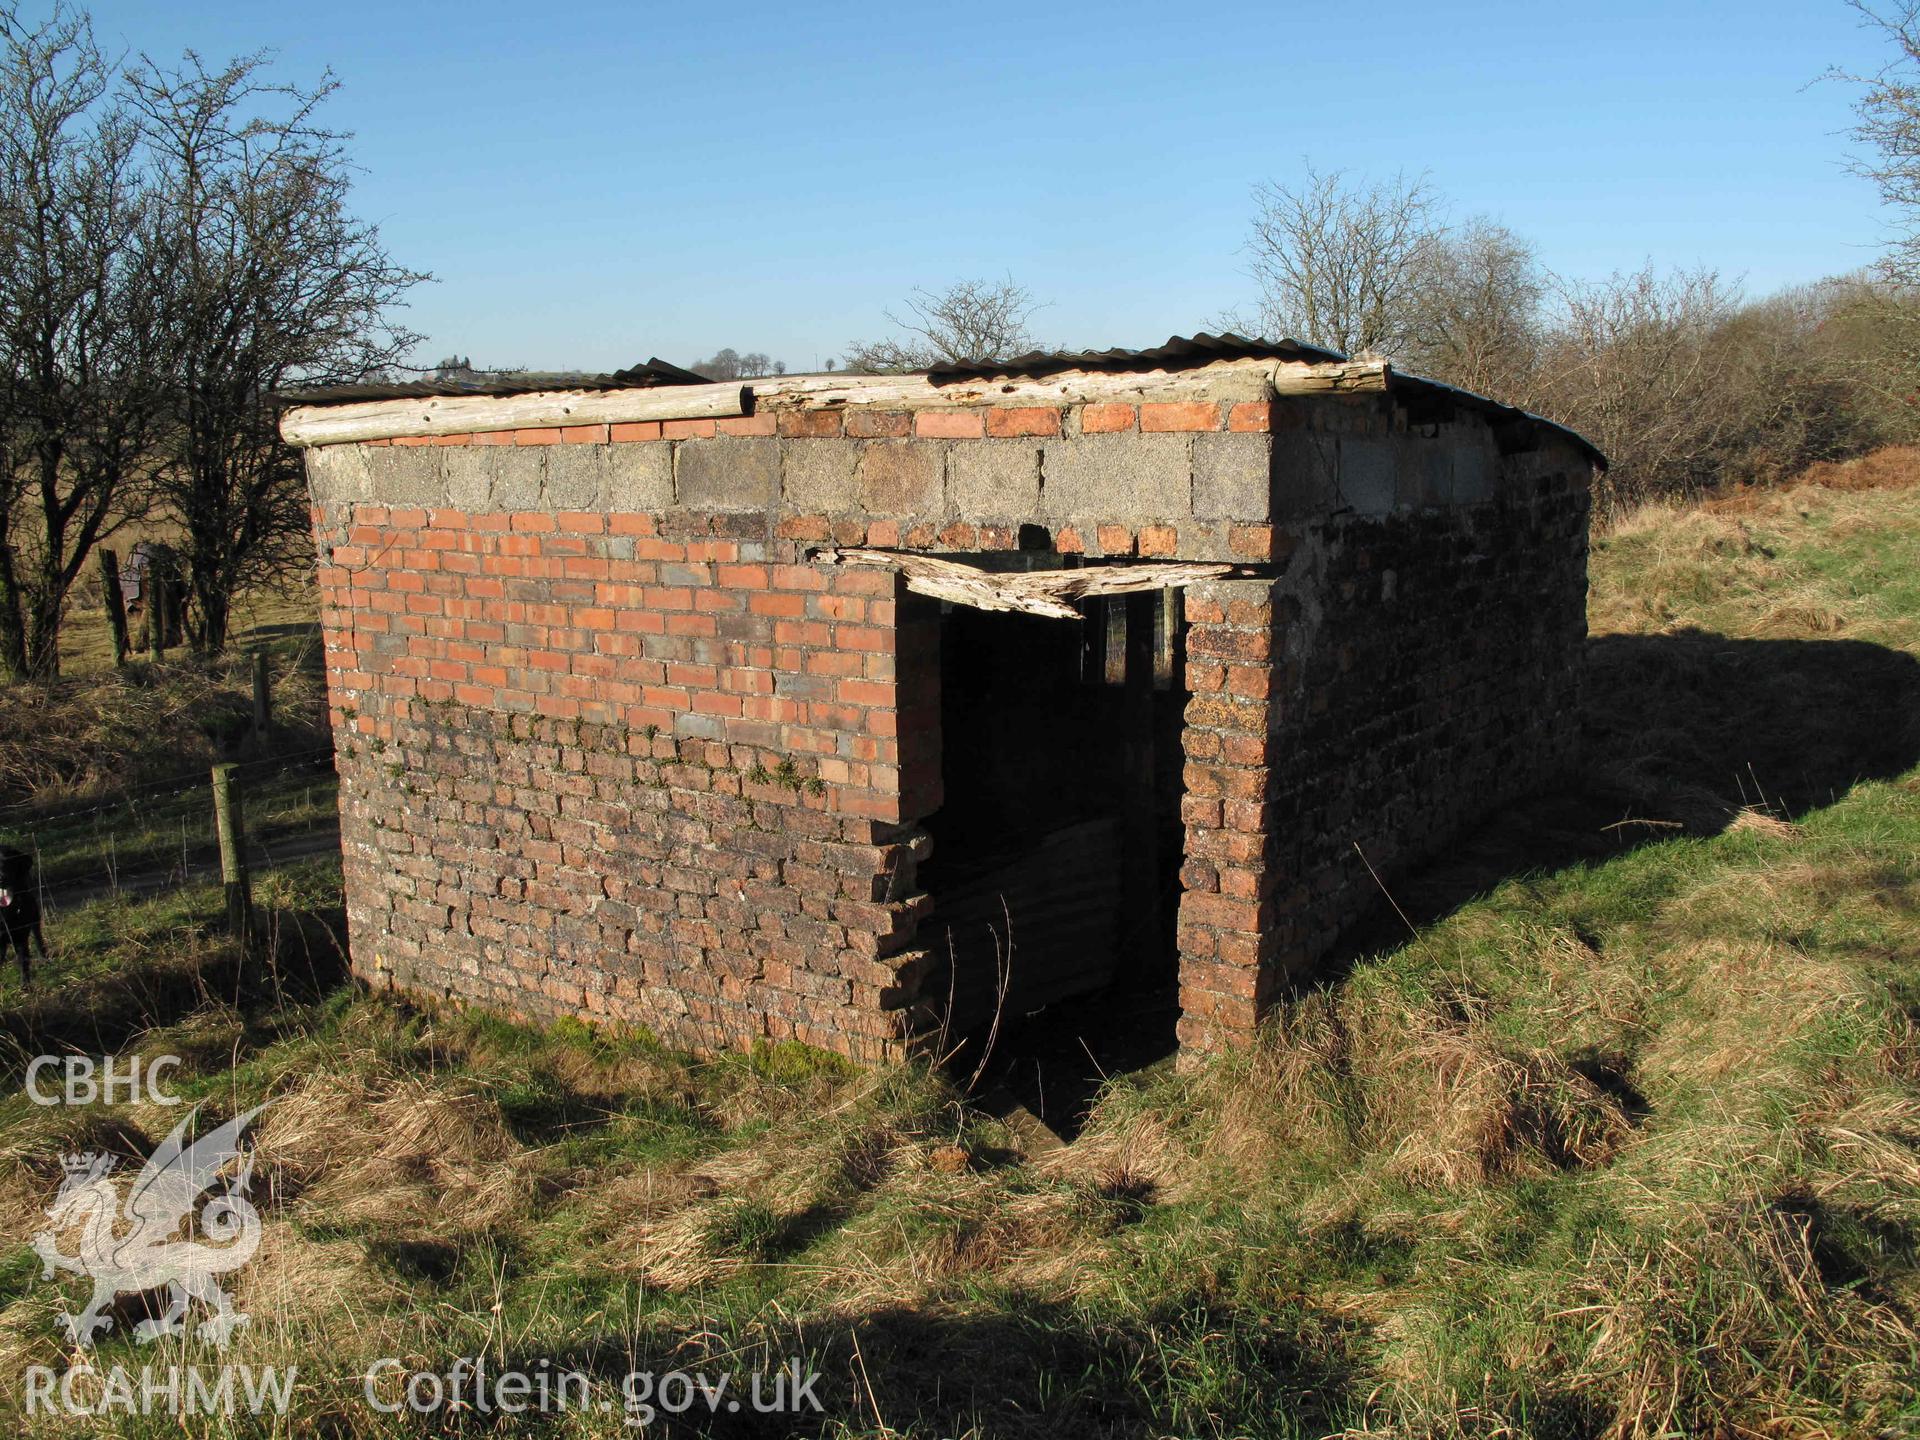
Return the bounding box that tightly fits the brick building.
[282,336,1600,1063]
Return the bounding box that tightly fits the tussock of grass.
[259,1069,533,1234]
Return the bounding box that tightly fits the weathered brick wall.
[1174,417,1591,1048]
[304,382,1594,1062]
[310,503,939,1061]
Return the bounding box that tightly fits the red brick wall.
[1173,445,1591,1049]
[311,501,941,1061]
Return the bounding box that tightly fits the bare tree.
[1233,167,1894,509]
[843,277,1046,373]
[1845,2,1920,280]
[1406,218,1544,398]
[0,3,163,679]
[128,48,425,654]
[1529,265,1742,512]
[1813,269,1920,439]
[1244,165,1443,357]
[1835,1,1920,422]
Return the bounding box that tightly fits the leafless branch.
[843,277,1046,373]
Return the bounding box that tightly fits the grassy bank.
[0,469,1917,1436]
[0,604,334,894]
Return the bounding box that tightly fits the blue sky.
[78,0,1900,373]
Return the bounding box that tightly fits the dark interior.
[917,575,1188,1088]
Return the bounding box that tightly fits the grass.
[1,464,1919,1435]
[0,580,334,895]
[7,761,340,897]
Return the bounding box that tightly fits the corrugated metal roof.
[276,357,709,404]
[924,332,1345,379]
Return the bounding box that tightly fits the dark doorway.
[917,579,1188,1088]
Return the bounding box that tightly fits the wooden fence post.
[147,565,167,663]
[251,650,271,746]
[211,763,251,942]
[97,548,130,666]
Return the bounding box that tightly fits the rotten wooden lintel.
[816,548,1238,619]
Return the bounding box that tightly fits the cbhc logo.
[25,1055,182,1106]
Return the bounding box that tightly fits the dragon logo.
[31,1104,267,1347]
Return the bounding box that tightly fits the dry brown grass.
[602,1078,928,1291]
[256,1067,536,1238]
[1041,1095,1190,1197]
[234,1222,396,1333]
[1759,443,1920,496]
[1560,1185,1915,1439]
[1375,1026,1632,1191]
[0,646,328,813]
[1588,502,1796,638]
[800,1164,1126,1312]
[0,1106,156,1238]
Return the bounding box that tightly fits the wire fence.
[2,744,340,910]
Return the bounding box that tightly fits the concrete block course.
[306,442,374,503]
[1040,432,1193,522]
[542,443,605,508]
[487,447,546,510]
[1395,435,1455,511]
[947,440,1042,516]
[857,441,945,516]
[603,442,673,511]
[1451,429,1499,505]
[1192,432,1274,522]
[781,439,860,512]
[675,436,779,511]
[441,448,494,510]
[365,446,444,506]
[1270,430,1340,520]
[1336,435,1396,516]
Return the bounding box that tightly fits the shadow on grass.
[0,895,348,1073]
[1376,629,1920,938]
[479,1297,1370,1440]
[984,630,1920,1133]
[1585,629,1920,819]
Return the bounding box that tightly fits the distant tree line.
[1230,161,1920,515]
[0,3,422,680]
[688,349,786,381]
